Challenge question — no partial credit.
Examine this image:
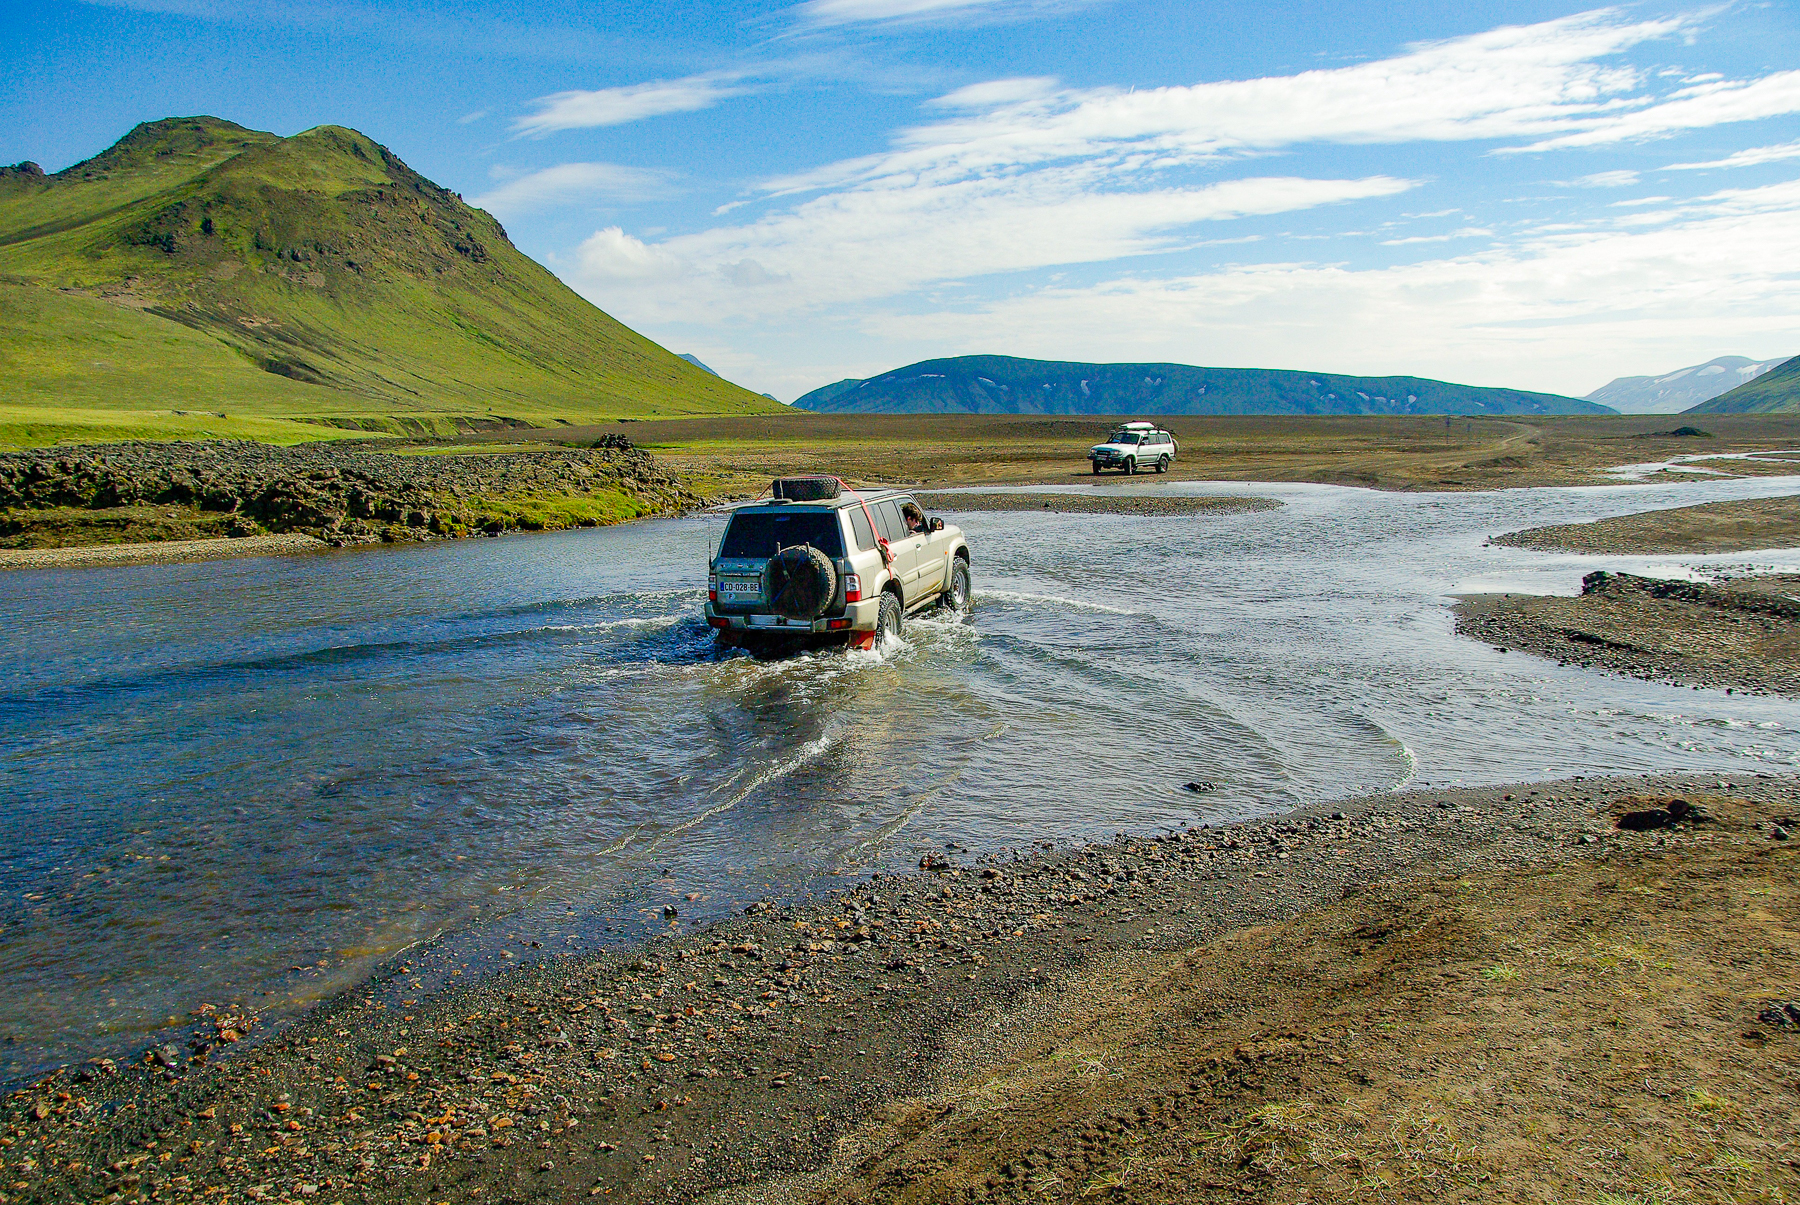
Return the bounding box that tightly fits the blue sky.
[5,1,1799,400]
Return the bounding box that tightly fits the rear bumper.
[705,597,882,634]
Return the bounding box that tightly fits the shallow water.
[5,473,1800,1075]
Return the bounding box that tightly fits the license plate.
[718,577,761,599]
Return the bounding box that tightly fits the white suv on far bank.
[1089,422,1177,475]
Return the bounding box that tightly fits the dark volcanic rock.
[0,439,699,546]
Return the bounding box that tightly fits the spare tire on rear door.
[768,545,838,619]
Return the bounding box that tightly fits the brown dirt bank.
[1457,570,1800,697]
[1494,494,1800,555]
[914,493,1279,517]
[491,413,1800,495]
[11,774,1797,1205]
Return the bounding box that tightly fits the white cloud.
[1505,70,1800,152]
[572,174,1415,314]
[456,110,488,126]
[762,9,1685,197]
[514,75,748,136]
[471,163,670,218]
[860,179,1800,394]
[576,227,686,281]
[1566,170,1640,187]
[792,0,1068,27]
[1665,140,1800,170]
[1380,226,1494,246]
[925,76,1061,109]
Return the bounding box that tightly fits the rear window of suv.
[719,510,845,558]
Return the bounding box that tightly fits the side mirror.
[929,517,945,532]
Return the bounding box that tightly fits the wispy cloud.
[1503,70,1800,152]
[1665,140,1800,171]
[792,0,1088,28]
[1380,226,1493,246]
[456,110,488,126]
[575,174,1414,311]
[514,74,750,136]
[572,9,1730,323]
[862,178,1800,394]
[755,10,1692,201]
[1565,170,1640,188]
[472,163,671,219]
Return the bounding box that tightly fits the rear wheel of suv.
[1157,454,1170,473]
[939,558,970,612]
[1123,457,1136,475]
[877,592,902,645]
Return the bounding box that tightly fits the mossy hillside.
[0,117,781,443]
[0,282,381,445]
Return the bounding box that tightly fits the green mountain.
[1686,355,1800,413]
[794,355,1613,416]
[0,117,779,445]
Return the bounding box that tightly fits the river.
[4,472,1800,1076]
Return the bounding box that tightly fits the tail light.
[708,573,717,602]
[844,573,862,602]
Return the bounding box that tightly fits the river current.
[5,472,1800,1075]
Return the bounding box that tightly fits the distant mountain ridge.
[794,356,1612,417]
[0,116,777,443]
[1585,356,1789,414]
[1688,355,1800,414]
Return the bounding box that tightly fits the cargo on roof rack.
[771,476,842,502]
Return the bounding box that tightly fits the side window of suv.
[875,501,907,543]
[846,506,876,551]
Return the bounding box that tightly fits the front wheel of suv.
[1123,457,1136,475]
[939,558,971,612]
[877,592,902,645]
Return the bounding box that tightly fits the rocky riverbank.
[1456,570,1800,697]
[1493,494,1800,555]
[9,772,1796,1204]
[0,437,697,556]
[915,492,1279,517]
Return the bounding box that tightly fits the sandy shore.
[13,772,1797,1204]
[0,532,329,569]
[915,492,1280,516]
[1494,494,1800,555]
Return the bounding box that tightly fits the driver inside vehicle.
[901,502,927,534]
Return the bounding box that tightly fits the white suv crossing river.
[706,477,971,651]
